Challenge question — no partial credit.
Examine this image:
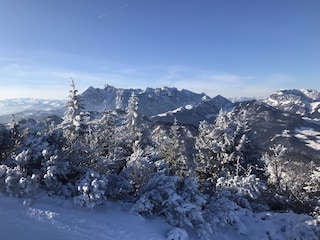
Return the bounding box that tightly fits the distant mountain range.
[81,85,234,125]
[1,86,319,124]
[0,98,65,123]
[81,85,207,116]
[0,85,319,163]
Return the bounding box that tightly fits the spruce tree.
[61,79,88,169]
[64,78,85,134]
[125,92,140,140]
[160,118,188,178]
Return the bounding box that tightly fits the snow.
[157,107,184,117]
[185,105,193,110]
[294,127,320,150]
[271,129,291,141]
[0,192,318,240]
[303,117,320,125]
[310,102,320,113]
[0,193,170,240]
[265,97,279,106]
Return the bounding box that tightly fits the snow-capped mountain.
[232,100,320,163]
[81,85,207,117]
[81,85,320,162]
[0,98,65,123]
[0,98,65,115]
[1,87,319,125]
[264,89,320,119]
[81,85,237,126]
[151,95,233,125]
[1,85,320,240]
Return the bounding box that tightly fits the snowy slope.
[0,193,170,240]
[232,100,320,163]
[265,89,320,118]
[1,193,319,240]
[151,95,233,126]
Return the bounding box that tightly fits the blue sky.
[0,0,319,99]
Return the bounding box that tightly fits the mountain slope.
[264,89,320,119]
[151,95,233,125]
[233,100,320,163]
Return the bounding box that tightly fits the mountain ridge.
[0,86,319,163]
[264,89,320,118]
[0,86,319,125]
[81,84,208,117]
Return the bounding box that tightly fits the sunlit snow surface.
[0,193,170,240]
[294,127,320,150]
[0,193,319,240]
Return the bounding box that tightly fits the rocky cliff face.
[81,85,207,117]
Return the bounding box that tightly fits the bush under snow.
[74,170,108,209]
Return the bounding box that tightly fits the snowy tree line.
[0,81,319,239]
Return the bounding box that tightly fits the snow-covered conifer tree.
[303,162,320,214]
[74,170,108,209]
[160,118,188,178]
[262,144,287,190]
[304,163,320,195]
[9,114,18,137]
[195,120,217,188]
[0,123,13,162]
[262,144,309,211]
[125,92,140,139]
[62,79,86,151]
[133,173,207,236]
[61,79,89,169]
[195,109,258,191]
[64,79,85,129]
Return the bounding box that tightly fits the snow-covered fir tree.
[304,162,320,196]
[74,170,108,209]
[160,118,188,178]
[125,92,140,140]
[64,79,85,130]
[262,144,311,212]
[133,172,207,238]
[304,163,320,214]
[195,109,258,192]
[194,120,217,188]
[61,79,89,169]
[262,144,287,189]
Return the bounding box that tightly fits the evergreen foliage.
[195,109,260,192]
[74,170,108,209]
[160,118,188,178]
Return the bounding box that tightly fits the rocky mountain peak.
[264,89,320,118]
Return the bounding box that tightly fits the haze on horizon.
[0,0,319,100]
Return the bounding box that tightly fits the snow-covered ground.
[0,192,319,240]
[294,127,320,150]
[0,193,170,240]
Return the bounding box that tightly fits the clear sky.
[0,0,319,99]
